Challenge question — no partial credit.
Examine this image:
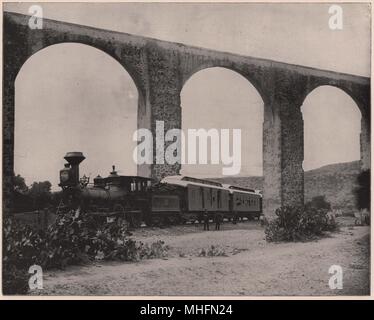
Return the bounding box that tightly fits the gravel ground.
[32,218,370,296]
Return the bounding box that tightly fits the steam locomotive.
[59,152,262,227]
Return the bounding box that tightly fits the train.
[58,152,262,227]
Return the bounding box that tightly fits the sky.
[6,2,369,189]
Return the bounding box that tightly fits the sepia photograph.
[1,1,371,299]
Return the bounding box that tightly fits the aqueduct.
[3,12,370,217]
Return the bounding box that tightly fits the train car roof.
[119,175,152,180]
[221,183,262,196]
[161,175,228,191]
[104,175,152,183]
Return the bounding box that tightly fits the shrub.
[198,245,227,257]
[2,265,30,295]
[265,206,338,242]
[306,196,331,211]
[3,212,168,295]
[355,169,370,210]
[3,218,42,295]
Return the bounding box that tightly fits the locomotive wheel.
[174,215,184,225]
[133,214,142,228]
[145,215,154,227]
[116,216,130,232]
[113,204,129,230]
[127,213,142,229]
[90,205,99,213]
[162,216,172,226]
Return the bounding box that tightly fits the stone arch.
[301,82,365,114]
[14,41,146,109]
[301,83,369,171]
[180,61,269,106]
[14,42,141,186]
[179,65,264,178]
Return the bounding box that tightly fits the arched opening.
[301,85,362,212]
[15,43,139,190]
[180,67,264,185]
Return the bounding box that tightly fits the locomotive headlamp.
[60,170,69,182]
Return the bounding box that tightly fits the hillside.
[304,161,361,212]
[210,161,362,213]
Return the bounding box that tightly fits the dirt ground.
[32,217,370,296]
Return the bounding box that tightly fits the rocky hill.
[304,161,361,212]
[210,161,362,213]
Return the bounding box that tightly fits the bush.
[2,265,30,295]
[198,245,227,257]
[265,206,338,242]
[355,169,370,210]
[3,212,168,295]
[306,196,331,211]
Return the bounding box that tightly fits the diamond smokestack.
[64,152,85,186]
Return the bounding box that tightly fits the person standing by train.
[234,200,241,224]
[214,213,222,230]
[203,209,210,231]
[198,212,203,225]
